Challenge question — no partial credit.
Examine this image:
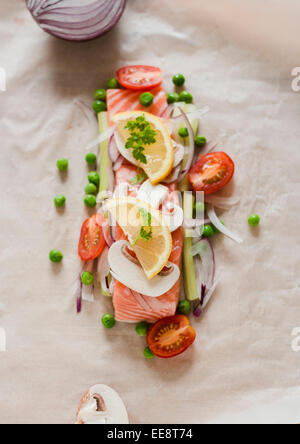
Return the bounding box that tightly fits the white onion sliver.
[191,239,215,290]
[201,133,227,155]
[204,195,240,210]
[85,126,115,151]
[207,204,243,244]
[202,277,220,309]
[172,106,210,122]
[113,155,125,172]
[173,142,185,167]
[163,165,181,184]
[81,261,95,302]
[97,247,111,297]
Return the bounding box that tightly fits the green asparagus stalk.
[183,192,199,301]
[175,103,200,301]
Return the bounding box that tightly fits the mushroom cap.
[76,384,129,425]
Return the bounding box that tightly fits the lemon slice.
[112,111,174,185]
[106,197,172,279]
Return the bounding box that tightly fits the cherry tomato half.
[147,315,196,359]
[78,214,106,261]
[188,152,235,194]
[116,65,162,91]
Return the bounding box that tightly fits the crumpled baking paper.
[0,0,299,424]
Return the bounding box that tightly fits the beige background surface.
[0,0,300,424]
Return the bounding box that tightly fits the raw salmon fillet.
[107,86,170,123]
[112,165,183,323]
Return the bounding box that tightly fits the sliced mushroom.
[108,240,180,297]
[76,384,129,425]
[137,179,169,210]
[162,202,184,233]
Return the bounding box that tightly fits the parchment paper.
[0,0,300,424]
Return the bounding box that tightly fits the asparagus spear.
[183,192,199,301]
[175,103,200,301]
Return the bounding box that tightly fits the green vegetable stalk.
[176,103,200,301]
[183,192,199,301]
[98,112,111,196]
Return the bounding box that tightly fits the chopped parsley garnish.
[130,170,147,185]
[132,208,153,244]
[124,115,156,165]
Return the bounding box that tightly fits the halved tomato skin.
[116,65,162,91]
[188,152,235,194]
[78,214,106,261]
[147,315,196,359]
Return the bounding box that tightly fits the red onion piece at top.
[26,0,127,42]
[108,135,120,163]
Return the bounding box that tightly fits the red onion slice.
[97,246,111,296]
[207,204,243,244]
[102,217,113,247]
[73,273,83,314]
[191,239,215,290]
[108,135,120,163]
[26,0,127,42]
[193,277,220,318]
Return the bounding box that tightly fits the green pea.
[84,194,97,207]
[56,158,68,172]
[248,214,260,227]
[202,224,214,238]
[92,100,107,114]
[54,194,66,208]
[107,78,120,89]
[49,249,63,263]
[194,202,206,213]
[177,300,191,316]
[195,136,207,147]
[135,322,149,337]
[139,92,154,107]
[81,271,94,286]
[166,92,179,104]
[143,346,154,359]
[173,73,185,87]
[85,153,97,165]
[84,183,98,195]
[102,314,116,329]
[94,88,106,101]
[179,91,193,104]
[178,127,189,138]
[88,171,100,187]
